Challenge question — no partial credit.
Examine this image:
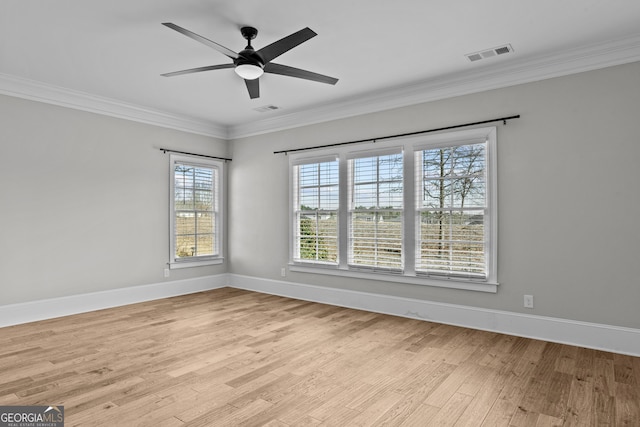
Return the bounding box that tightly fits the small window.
[170,154,223,268]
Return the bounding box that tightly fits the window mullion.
[338,154,349,268]
[192,171,198,256]
[375,159,380,265]
[315,212,319,261]
[316,165,321,261]
[403,148,415,275]
[447,153,454,273]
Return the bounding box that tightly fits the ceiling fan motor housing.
[235,49,264,68]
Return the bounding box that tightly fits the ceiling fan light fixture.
[235,64,264,80]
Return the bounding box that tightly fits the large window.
[289,127,497,292]
[170,154,223,268]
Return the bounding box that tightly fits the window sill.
[288,263,498,293]
[169,258,224,269]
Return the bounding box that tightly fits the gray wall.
[228,61,640,329]
[0,95,229,304]
[2,61,638,330]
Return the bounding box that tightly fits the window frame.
[169,154,224,269]
[413,138,494,281]
[288,126,497,293]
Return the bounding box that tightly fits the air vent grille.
[254,105,280,113]
[466,44,513,62]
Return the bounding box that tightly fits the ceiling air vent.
[466,44,513,62]
[253,105,280,113]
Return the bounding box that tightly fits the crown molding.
[0,73,229,139]
[1,34,639,140]
[228,33,640,139]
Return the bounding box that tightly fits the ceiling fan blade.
[245,78,260,99]
[161,64,234,77]
[264,63,338,85]
[257,27,317,64]
[162,23,238,59]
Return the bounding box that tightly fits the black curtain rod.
[159,148,231,162]
[273,115,520,155]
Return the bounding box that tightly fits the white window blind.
[348,152,404,270]
[293,160,339,263]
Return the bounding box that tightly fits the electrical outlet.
[524,294,534,308]
[281,267,286,277]
[164,268,170,278]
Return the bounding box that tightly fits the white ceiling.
[2,1,640,139]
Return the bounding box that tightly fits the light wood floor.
[1,288,638,426]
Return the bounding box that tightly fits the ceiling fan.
[161,23,339,99]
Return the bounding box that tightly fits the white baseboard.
[0,274,228,328]
[4,273,638,357]
[228,274,640,357]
